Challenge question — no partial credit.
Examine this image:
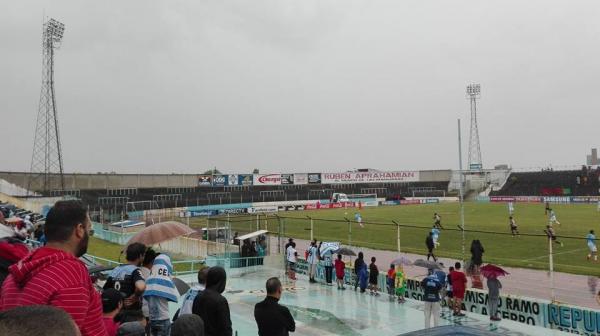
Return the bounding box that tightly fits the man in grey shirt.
[487,277,502,321]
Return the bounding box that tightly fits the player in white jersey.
[587,230,598,261]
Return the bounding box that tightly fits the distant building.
[587,148,598,165]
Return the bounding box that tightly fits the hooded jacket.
[0,246,107,336]
[192,266,232,336]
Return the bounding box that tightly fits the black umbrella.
[334,247,357,256]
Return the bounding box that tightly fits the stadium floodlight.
[45,18,65,47]
[466,83,481,97]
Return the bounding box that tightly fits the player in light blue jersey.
[587,230,597,261]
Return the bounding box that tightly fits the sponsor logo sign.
[247,206,278,214]
[238,174,253,186]
[543,196,571,203]
[294,173,308,185]
[307,173,321,184]
[281,174,294,185]
[253,174,282,186]
[321,171,419,184]
[227,174,238,186]
[218,208,247,215]
[198,175,212,186]
[212,175,228,186]
[190,210,217,217]
[490,196,516,202]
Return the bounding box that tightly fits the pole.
[458,118,466,262]
[548,235,555,301]
[309,217,314,241]
[393,220,401,253]
[345,217,352,247]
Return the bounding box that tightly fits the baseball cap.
[101,288,123,313]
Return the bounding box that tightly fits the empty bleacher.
[71,180,451,215]
[491,168,600,196]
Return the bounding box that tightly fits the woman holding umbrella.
[480,264,508,322]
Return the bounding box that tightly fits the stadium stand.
[72,181,451,214]
[491,167,600,196]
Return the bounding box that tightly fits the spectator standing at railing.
[322,248,334,286]
[486,275,502,321]
[449,262,467,317]
[307,240,319,283]
[192,266,232,336]
[104,243,147,320]
[0,200,107,336]
[140,248,158,323]
[254,277,295,336]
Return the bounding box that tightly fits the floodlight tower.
[466,83,482,171]
[28,18,66,194]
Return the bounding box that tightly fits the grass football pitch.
[199,202,600,276]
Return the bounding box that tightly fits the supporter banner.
[212,175,228,186]
[281,174,294,185]
[253,174,282,186]
[238,174,253,186]
[227,174,239,186]
[321,171,419,184]
[307,173,321,184]
[294,173,308,185]
[247,206,278,214]
[198,175,212,186]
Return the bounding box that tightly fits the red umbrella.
[126,221,195,247]
[480,264,509,278]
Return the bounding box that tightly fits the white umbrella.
[319,242,340,257]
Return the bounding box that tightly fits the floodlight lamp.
[466,83,481,97]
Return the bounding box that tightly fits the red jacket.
[449,270,467,296]
[334,259,345,278]
[0,247,107,336]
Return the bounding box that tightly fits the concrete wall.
[0,171,200,191]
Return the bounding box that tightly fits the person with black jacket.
[254,277,295,336]
[425,233,437,261]
[192,266,232,336]
[353,252,365,291]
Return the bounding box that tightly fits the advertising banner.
[280,174,294,185]
[514,196,542,203]
[543,196,571,203]
[212,175,228,186]
[321,171,419,184]
[198,175,212,186]
[253,174,282,186]
[238,174,253,186]
[293,173,308,185]
[307,173,321,184]
[190,210,217,217]
[247,206,278,214]
[490,196,516,202]
[218,208,247,215]
[227,174,239,186]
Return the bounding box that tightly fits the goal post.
[346,193,379,206]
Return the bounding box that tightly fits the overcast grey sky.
[1,1,599,174]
